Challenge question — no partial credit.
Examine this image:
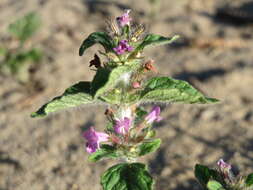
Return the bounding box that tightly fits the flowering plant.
[195,159,253,190]
[32,10,218,190]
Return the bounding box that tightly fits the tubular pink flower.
[114,117,131,135]
[113,40,133,55]
[145,106,162,124]
[217,159,234,182]
[116,10,132,27]
[83,127,109,154]
[217,159,232,170]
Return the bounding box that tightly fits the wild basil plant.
[32,10,218,190]
[195,159,253,190]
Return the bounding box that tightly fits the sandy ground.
[0,0,253,189]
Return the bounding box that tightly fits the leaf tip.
[30,112,38,118]
[79,47,83,56]
[30,110,46,118]
[206,98,220,104]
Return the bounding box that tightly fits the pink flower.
[217,159,234,182]
[114,117,131,135]
[116,10,132,27]
[217,159,232,170]
[145,106,162,124]
[83,127,109,154]
[113,40,133,55]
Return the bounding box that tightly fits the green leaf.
[31,81,94,118]
[92,63,140,101]
[141,77,219,104]
[91,67,111,95]
[101,163,154,190]
[99,90,123,104]
[135,34,179,52]
[100,90,140,105]
[135,107,148,123]
[207,180,224,190]
[8,12,41,42]
[209,169,223,184]
[195,164,212,187]
[79,32,114,56]
[137,139,161,156]
[245,173,253,187]
[88,144,118,162]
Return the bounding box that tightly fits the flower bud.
[116,10,132,27]
[132,81,141,88]
[217,159,235,183]
[217,159,232,170]
[144,59,157,72]
[105,108,114,117]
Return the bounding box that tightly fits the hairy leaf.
[135,107,148,123]
[92,63,140,100]
[91,67,111,96]
[100,90,141,105]
[137,139,161,156]
[79,32,114,56]
[135,34,179,52]
[8,12,41,42]
[101,163,154,190]
[195,164,212,187]
[141,77,219,104]
[207,181,224,190]
[246,173,253,187]
[88,144,118,162]
[31,81,94,117]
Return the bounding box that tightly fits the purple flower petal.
[217,159,232,170]
[96,132,110,142]
[86,142,99,154]
[83,127,109,154]
[217,159,235,182]
[113,40,134,55]
[126,46,134,51]
[145,106,163,124]
[116,10,132,27]
[114,117,132,135]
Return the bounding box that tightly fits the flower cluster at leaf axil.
[83,106,162,158]
[195,159,253,190]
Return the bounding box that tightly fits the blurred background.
[0,0,253,189]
